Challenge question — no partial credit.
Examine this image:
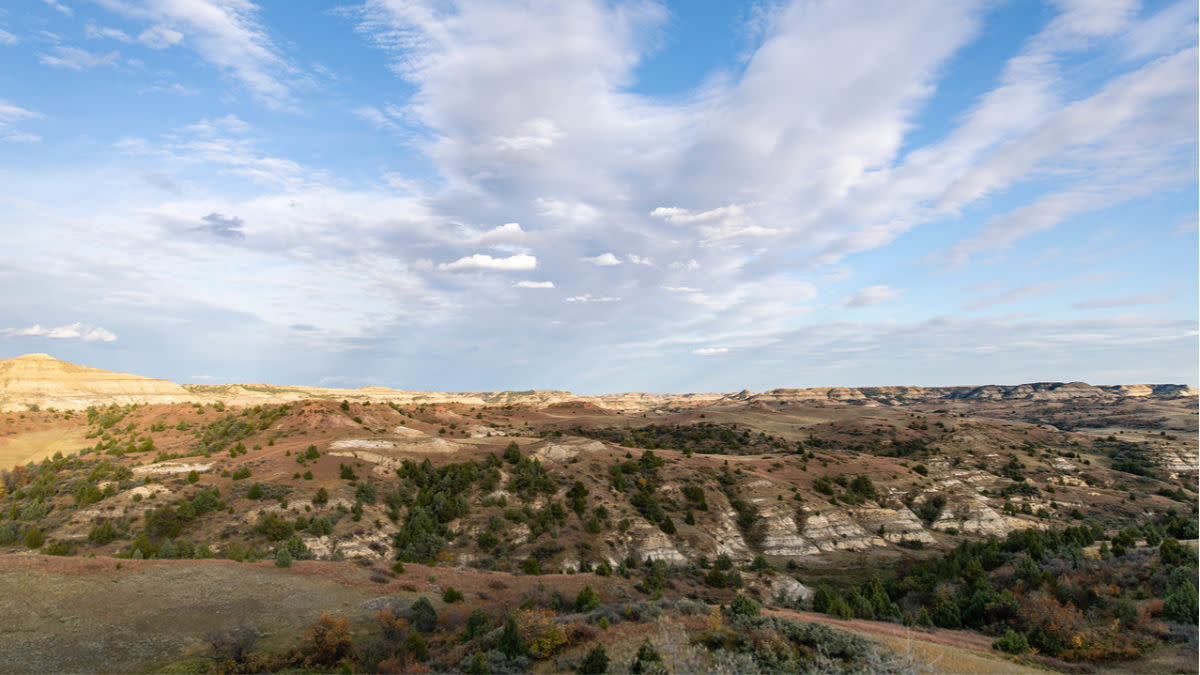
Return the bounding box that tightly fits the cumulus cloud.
[692,347,729,355]
[516,281,554,289]
[438,253,536,272]
[581,253,621,266]
[843,285,904,308]
[470,222,527,246]
[626,254,653,265]
[4,322,116,342]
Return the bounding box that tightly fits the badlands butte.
[0,352,1197,673]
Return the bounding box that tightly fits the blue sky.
[0,0,1195,392]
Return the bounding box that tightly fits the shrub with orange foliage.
[377,609,409,643]
[1019,591,1086,655]
[300,613,355,667]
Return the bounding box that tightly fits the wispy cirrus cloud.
[95,0,296,106]
[39,45,120,70]
[0,100,41,142]
[42,0,73,17]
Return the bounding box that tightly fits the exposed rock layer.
[0,353,195,411]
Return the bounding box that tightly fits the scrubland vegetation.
[0,394,1196,673]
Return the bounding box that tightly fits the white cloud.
[38,46,120,70]
[581,253,621,266]
[626,254,653,265]
[843,285,904,308]
[471,222,526,246]
[185,114,252,136]
[0,101,39,124]
[139,25,184,50]
[491,118,565,158]
[0,29,17,46]
[535,198,600,226]
[115,116,311,188]
[669,259,700,272]
[42,0,73,17]
[96,0,294,107]
[140,82,200,97]
[354,105,400,131]
[86,24,133,42]
[565,295,620,303]
[692,347,729,355]
[664,286,699,293]
[0,100,41,142]
[4,322,117,342]
[651,204,778,242]
[516,280,554,289]
[438,253,536,272]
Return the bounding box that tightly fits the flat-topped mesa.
[0,353,196,411]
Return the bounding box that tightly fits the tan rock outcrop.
[798,509,886,552]
[850,506,937,545]
[0,353,198,411]
[930,497,1009,537]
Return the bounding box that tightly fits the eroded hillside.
[1,360,1196,673]
[2,395,1194,572]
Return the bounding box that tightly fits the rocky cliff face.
[0,353,197,411]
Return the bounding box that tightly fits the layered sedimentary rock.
[0,353,196,411]
[929,497,1010,537]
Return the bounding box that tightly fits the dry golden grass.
[0,426,90,467]
[871,632,1045,675]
